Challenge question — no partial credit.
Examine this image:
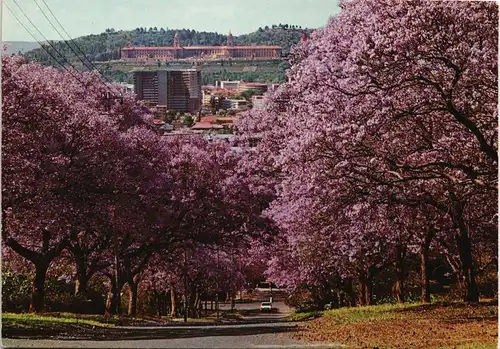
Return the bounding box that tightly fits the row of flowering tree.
[236,0,497,306]
[2,55,273,314]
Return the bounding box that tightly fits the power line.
[5,0,90,87]
[6,0,121,105]
[34,0,122,96]
[4,1,67,71]
[38,0,108,74]
[4,1,122,115]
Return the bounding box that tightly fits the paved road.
[3,302,343,348]
[220,300,293,322]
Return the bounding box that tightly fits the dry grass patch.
[296,301,497,349]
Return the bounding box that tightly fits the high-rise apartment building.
[133,68,202,114]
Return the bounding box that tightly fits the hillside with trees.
[235,24,313,54]
[23,25,312,67]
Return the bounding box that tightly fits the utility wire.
[34,0,122,96]
[38,0,111,76]
[5,1,118,108]
[6,0,121,104]
[6,0,90,83]
[4,0,88,87]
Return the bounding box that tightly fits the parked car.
[260,302,272,312]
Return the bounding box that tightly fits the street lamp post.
[184,247,188,323]
[109,206,121,316]
[270,282,273,304]
[216,248,220,321]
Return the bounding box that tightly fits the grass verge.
[294,301,498,349]
[2,312,117,330]
[2,309,245,338]
[287,310,323,322]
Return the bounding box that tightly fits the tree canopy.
[236,0,497,306]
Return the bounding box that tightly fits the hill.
[23,25,314,67]
[4,41,41,55]
[235,24,312,53]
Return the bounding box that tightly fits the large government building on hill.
[121,31,282,61]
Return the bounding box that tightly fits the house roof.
[216,117,236,122]
[200,115,218,123]
[191,122,224,130]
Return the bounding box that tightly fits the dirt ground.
[296,301,498,349]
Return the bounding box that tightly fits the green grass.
[2,312,117,331]
[287,310,323,321]
[288,302,424,323]
[322,302,423,324]
[2,309,245,334]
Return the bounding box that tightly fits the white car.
[260,302,272,312]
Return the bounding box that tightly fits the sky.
[2,0,341,42]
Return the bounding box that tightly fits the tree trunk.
[170,286,176,318]
[420,245,431,303]
[420,228,436,303]
[105,278,117,316]
[344,278,356,307]
[332,291,339,309]
[29,262,49,313]
[183,249,188,322]
[457,233,479,302]
[359,277,367,306]
[114,254,122,315]
[74,272,89,297]
[365,278,373,306]
[358,273,368,306]
[231,290,236,310]
[157,292,162,317]
[6,230,67,314]
[394,244,406,303]
[359,275,373,306]
[339,292,345,308]
[449,192,479,302]
[192,291,200,318]
[128,281,138,316]
[188,288,197,318]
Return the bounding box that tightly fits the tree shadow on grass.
[391,300,498,325]
[4,323,300,341]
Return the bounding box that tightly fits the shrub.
[2,270,32,312]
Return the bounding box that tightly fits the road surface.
[3,302,343,348]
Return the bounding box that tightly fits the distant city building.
[238,82,268,94]
[222,98,248,110]
[269,83,281,91]
[252,95,266,110]
[160,124,174,133]
[202,90,213,106]
[203,134,235,142]
[121,31,282,62]
[219,80,240,90]
[191,122,224,131]
[133,68,202,114]
[118,83,134,93]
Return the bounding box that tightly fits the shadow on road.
[4,323,300,341]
